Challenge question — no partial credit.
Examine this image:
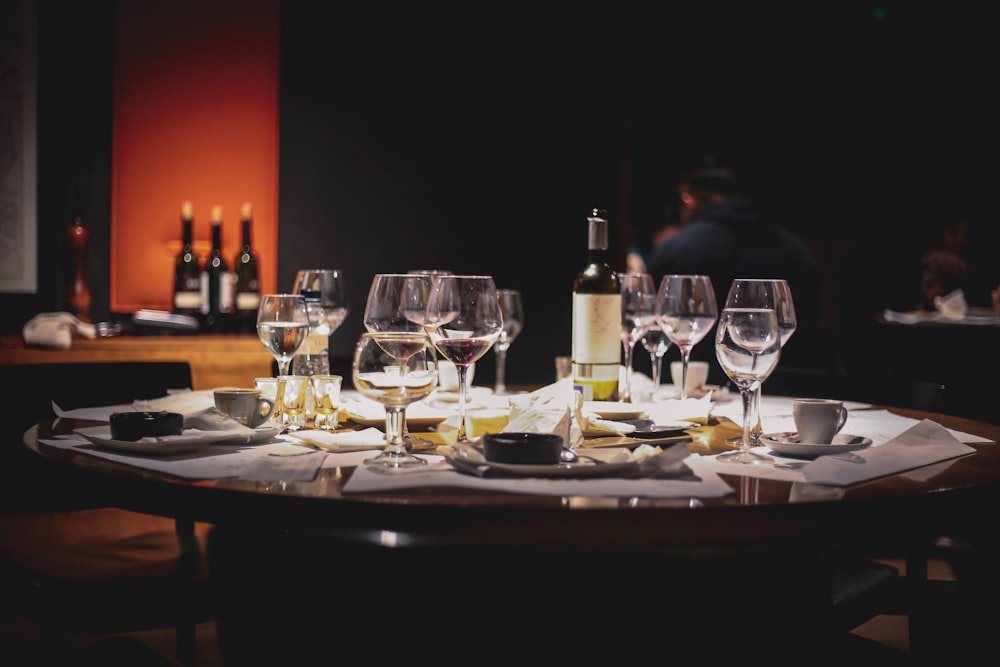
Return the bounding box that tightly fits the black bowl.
[482,432,564,465]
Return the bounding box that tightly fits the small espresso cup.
[214,388,275,429]
[792,398,848,444]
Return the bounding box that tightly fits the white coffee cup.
[670,361,709,396]
[214,388,275,429]
[793,398,848,444]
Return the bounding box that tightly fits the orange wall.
[110,0,280,313]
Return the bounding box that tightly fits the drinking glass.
[723,279,797,447]
[492,289,524,396]
[364,273,432,334]
[640,324,671,400]
[277,374,309,431]
[715,307,781,464]
[256,294,309,376]
[619,272,657,403]
[425,275,503,442]
[655,275,719,400]
[292,268,350,337]
[353,332,439,469]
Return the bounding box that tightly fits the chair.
[0,361,214,665]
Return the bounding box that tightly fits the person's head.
[677,158,739,223]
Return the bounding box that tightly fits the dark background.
[5,2,997,393]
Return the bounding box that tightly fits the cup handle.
[256,397,276,427]
[835,405,848,433]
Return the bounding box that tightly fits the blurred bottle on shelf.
[233,202,261,333]
[66,216,92,322]
[173,201,203,320]
[200,205,234,332]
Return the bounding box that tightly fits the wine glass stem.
[494,348,507,395]
[651,353,662,389]
[679,348,691,400]
[621,342,635,403]
[749,384,762,446]
[384,406,408,455]
[740,386,754,452]
[456,365,469,441]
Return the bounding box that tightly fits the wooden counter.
[0,334,273,390]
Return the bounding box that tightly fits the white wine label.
[571,293,621,363]
[174,292,201,309]
[236,292,261,311]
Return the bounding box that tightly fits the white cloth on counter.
[286,427,386,451]
[22,312,97,349]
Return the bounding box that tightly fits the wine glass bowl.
[256,293,309,376]
[655,274,719,400]
[492,289,524,396]
[425,275,502,441]
[619,272,657,403]
[353,331,439,469]
[715,307,781,464]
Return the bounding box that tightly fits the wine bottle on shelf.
[173,201,203,320]
[200,205,234,332]
[233,202,261,333]
[571,207,622,401]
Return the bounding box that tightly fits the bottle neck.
[241,219,252,248]
[211,225,222,254]
[182,219,193,248]
[587,216,610,264]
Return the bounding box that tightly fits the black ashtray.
[110,411,184,441]
[482,432,564,465]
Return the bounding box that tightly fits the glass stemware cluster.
[655,274,718,400]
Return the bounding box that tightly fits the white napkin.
[286,427,386,451]
[645,394,715,424]
[22,312,97,349]
[801,419,975,486]
[503,379,580,446]
[934,289,968,319]
[571,392,637,437]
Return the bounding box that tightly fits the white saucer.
[74,426,230,456]
[760,432,873,458]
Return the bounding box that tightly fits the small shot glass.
[310,374,343,431]
[277,375,309,431]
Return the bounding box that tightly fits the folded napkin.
[503,379,583,445]
[645,394,715,424]
[934,289,968,319]
[571,391,637,437]
[286,427,386,451]
[340,399,451,423]
[23,312,97,349]
[801,419,976,486]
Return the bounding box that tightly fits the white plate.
[582,401,646,420]
[760,432,873,458]
[74,426,231,456]
[622,419,698,438]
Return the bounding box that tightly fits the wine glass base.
[363,451,427,470]
[716,449,773,465]
[725,435,763,447]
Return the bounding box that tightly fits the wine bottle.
[200,205,234,332]
[172,201,202,319]
[571,207,622,401]
[233,202,261,333]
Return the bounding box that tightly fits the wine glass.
[364,273,431,334]
[714,306,782,464]
[619,272,657,403]
[256,294,309,376]
[425,275,503,442]
[654,274,719,400]
[352,332,439,469]
[292,269,350,337]
[723,279,798,447]
[492,289,524,396]
[640,323,672,401]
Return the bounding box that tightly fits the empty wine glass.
[715,306,781,464]
[655,274,719,400]
[640,323,672,401]
[352,332,438,469]
[723,279,798,447]
[425,275,502,442]
[364,273,431,334]
[619,272,657,403]
[292,268,350,337]
[256,294,309,376]
[493,289,524,396]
